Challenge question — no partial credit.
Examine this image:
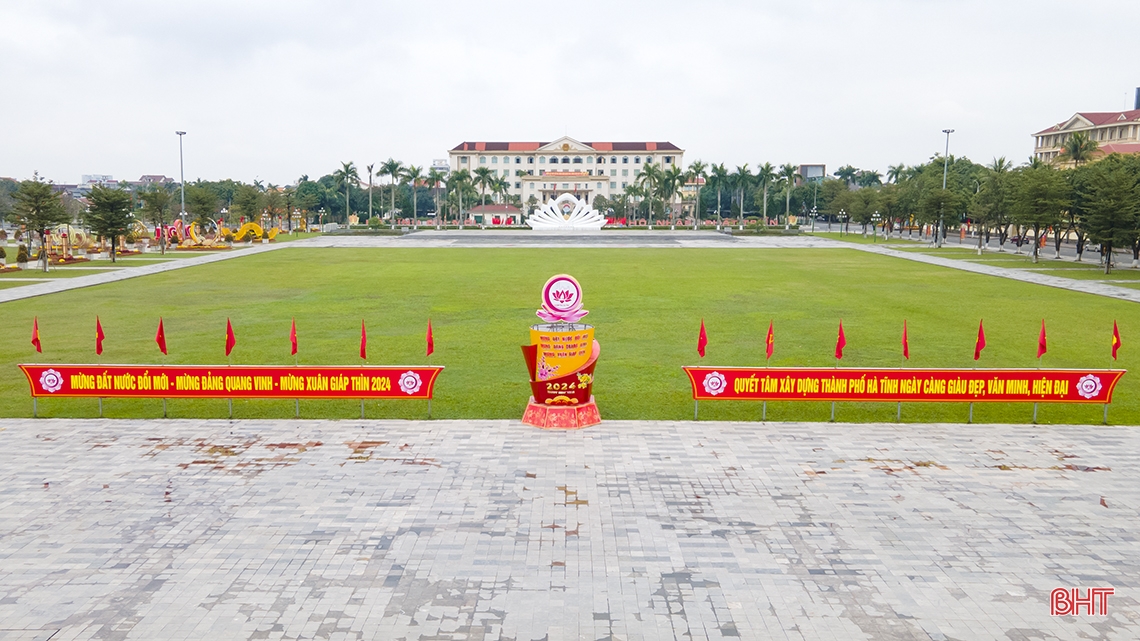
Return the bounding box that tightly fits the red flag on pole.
[360,320,367,360]
[902,319,910,360]
[155,318,167,355]
[1112,321,1121,360]
[835,320,846,360]
[31,317,41,353]
[426,319,434,356]
[697,319,708,358]
[765,321,774,360]
[290,318,298,356]
[974,319,986,361]
[1037,319,1047,359]
[96,316,105,355]
[225,318,236,356]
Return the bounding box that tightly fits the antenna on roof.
[1135,87,1139,111]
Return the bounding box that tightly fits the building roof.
[1096,142,1140,155]
[452,141,681,152]
[468,204,521,213]
[1034,109,1140,135]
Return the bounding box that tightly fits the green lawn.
[0,246,1135,424]
[804,231,921,246]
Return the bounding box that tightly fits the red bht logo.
[1051,588,1114,616]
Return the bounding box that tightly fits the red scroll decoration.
[683,367,1125,404]
[19,364,443,400]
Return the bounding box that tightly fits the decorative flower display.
[702,371,727,396]
[39,369,64,394]
[1076,374,1103,399]
[398,371,422,395]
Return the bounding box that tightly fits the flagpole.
[97,316,103,418]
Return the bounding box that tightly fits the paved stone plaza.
[1,419,1137,640]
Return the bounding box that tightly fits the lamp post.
[939,128,954,247]
[839,209,847,235]
[175,131,186,225]
[872,211,881,243]
[810,206,816,233]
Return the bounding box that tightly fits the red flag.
[155,318,168,355]
[31,317,42,353]
[902,320,910,360]
[96,316,105,355]
[290,318,298,356]
[225,318,236,356]
[426,319,434,356]
[1112,321,1121,360]
[974,319,986,361]
[697,319,708,358]
[765,321,774,360]
[835,320,846,360]
[360,320,367,360]
[1037,319,1047,359]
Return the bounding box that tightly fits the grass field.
[0,246,1135,424]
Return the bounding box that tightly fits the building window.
[664,156,673,164]
[611,157,617,164]
[550,157,558,164]
[586,157,593,163]
[539,156,546,163]
[646,156,652,164]
[634,156,641,164]
[596,183,602,189]
[610,182,616,189]
[623,156,629,164]
[622,182,627,188]
[460,156,469,164]
[610,169,617,177]
[479,156,487,164]
[491,156,498,164]
[516,157,522,164]
[527,170,534,175]
[539,170,545,176]
[622,169,628,176]
[573,157,583,164]
[529,183,534,189]
[562,184,569,189]
[515,182,521,189]
[562,157,570,163]
[528,157,534,164]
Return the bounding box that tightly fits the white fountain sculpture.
[526,193,606,231]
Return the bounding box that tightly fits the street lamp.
[872,211,881,243]
[838,209,847,235]
[939,128,954,247]
[175,131,186,224]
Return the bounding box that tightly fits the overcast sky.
[2,0,1137,185]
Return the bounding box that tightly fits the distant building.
[467,203,522,225]
[449,136,684,204]
[138,175,174,184]
[81,174,115,185]
[1033,92,1140,165]
[798,164,826,183]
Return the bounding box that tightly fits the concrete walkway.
[1,418,1135,640]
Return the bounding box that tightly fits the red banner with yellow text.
[19,364,443,399]
[683,367,1125,404]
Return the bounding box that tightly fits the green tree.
[778,163,799,226]
[685,160,707,227]
[401,165,424,224]
[1055,131,1099,166]
[332,162,359,223]
[969,157,1014,254]
[426,168,447,225]
[887,164,906,184]
[834,165,859,187]
[12,179,69,272]
[1082,155,1140,274]
[263,186,284,229]
[139,185,172,254]
[231,183,263,226]
[380,159,403,222]
[637,162,665,225]
[86,185,135,263]
[472,166,494,212]
[185,185,219,231]
[661,164,685,225]
[446,169,473,226]
[729,164,751,223]
[1011,165,1070,263]
[755,162,776,224]
[709,163,729,226]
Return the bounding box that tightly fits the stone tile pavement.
[1,419,1137,640]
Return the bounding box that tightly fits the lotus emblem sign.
[526,193,606,230]
[537,274,588,323]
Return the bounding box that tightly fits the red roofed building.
[1033,107,1140,166]
[448,136,684,204]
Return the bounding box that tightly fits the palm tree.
[686,160,707,229]
[472,167,494,212]
[887,164,906,184]
[730,164,751,227]
[661,165,685,227]
[778,164,799,227]
[755,162,776,224]
[447,169,471,228]
[855,170,882,188]
[366,163,376,221]
[637,163,663,226]
[380,158,403,225]
[834,165,859,187]
[401,165,423,227]
[426,168,446,227]
[332,161,359,223]
[1055,131,1099,166]
[709,163,729,228]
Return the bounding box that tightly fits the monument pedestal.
[522,396,601,430]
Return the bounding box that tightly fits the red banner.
[19,364,443,399]
[683,367,1125,404]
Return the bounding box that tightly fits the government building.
[1033,96,1140,166]
[448,136,684,204]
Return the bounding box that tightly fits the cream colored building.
[1033,108,1140,165]
[448,136,684,205]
